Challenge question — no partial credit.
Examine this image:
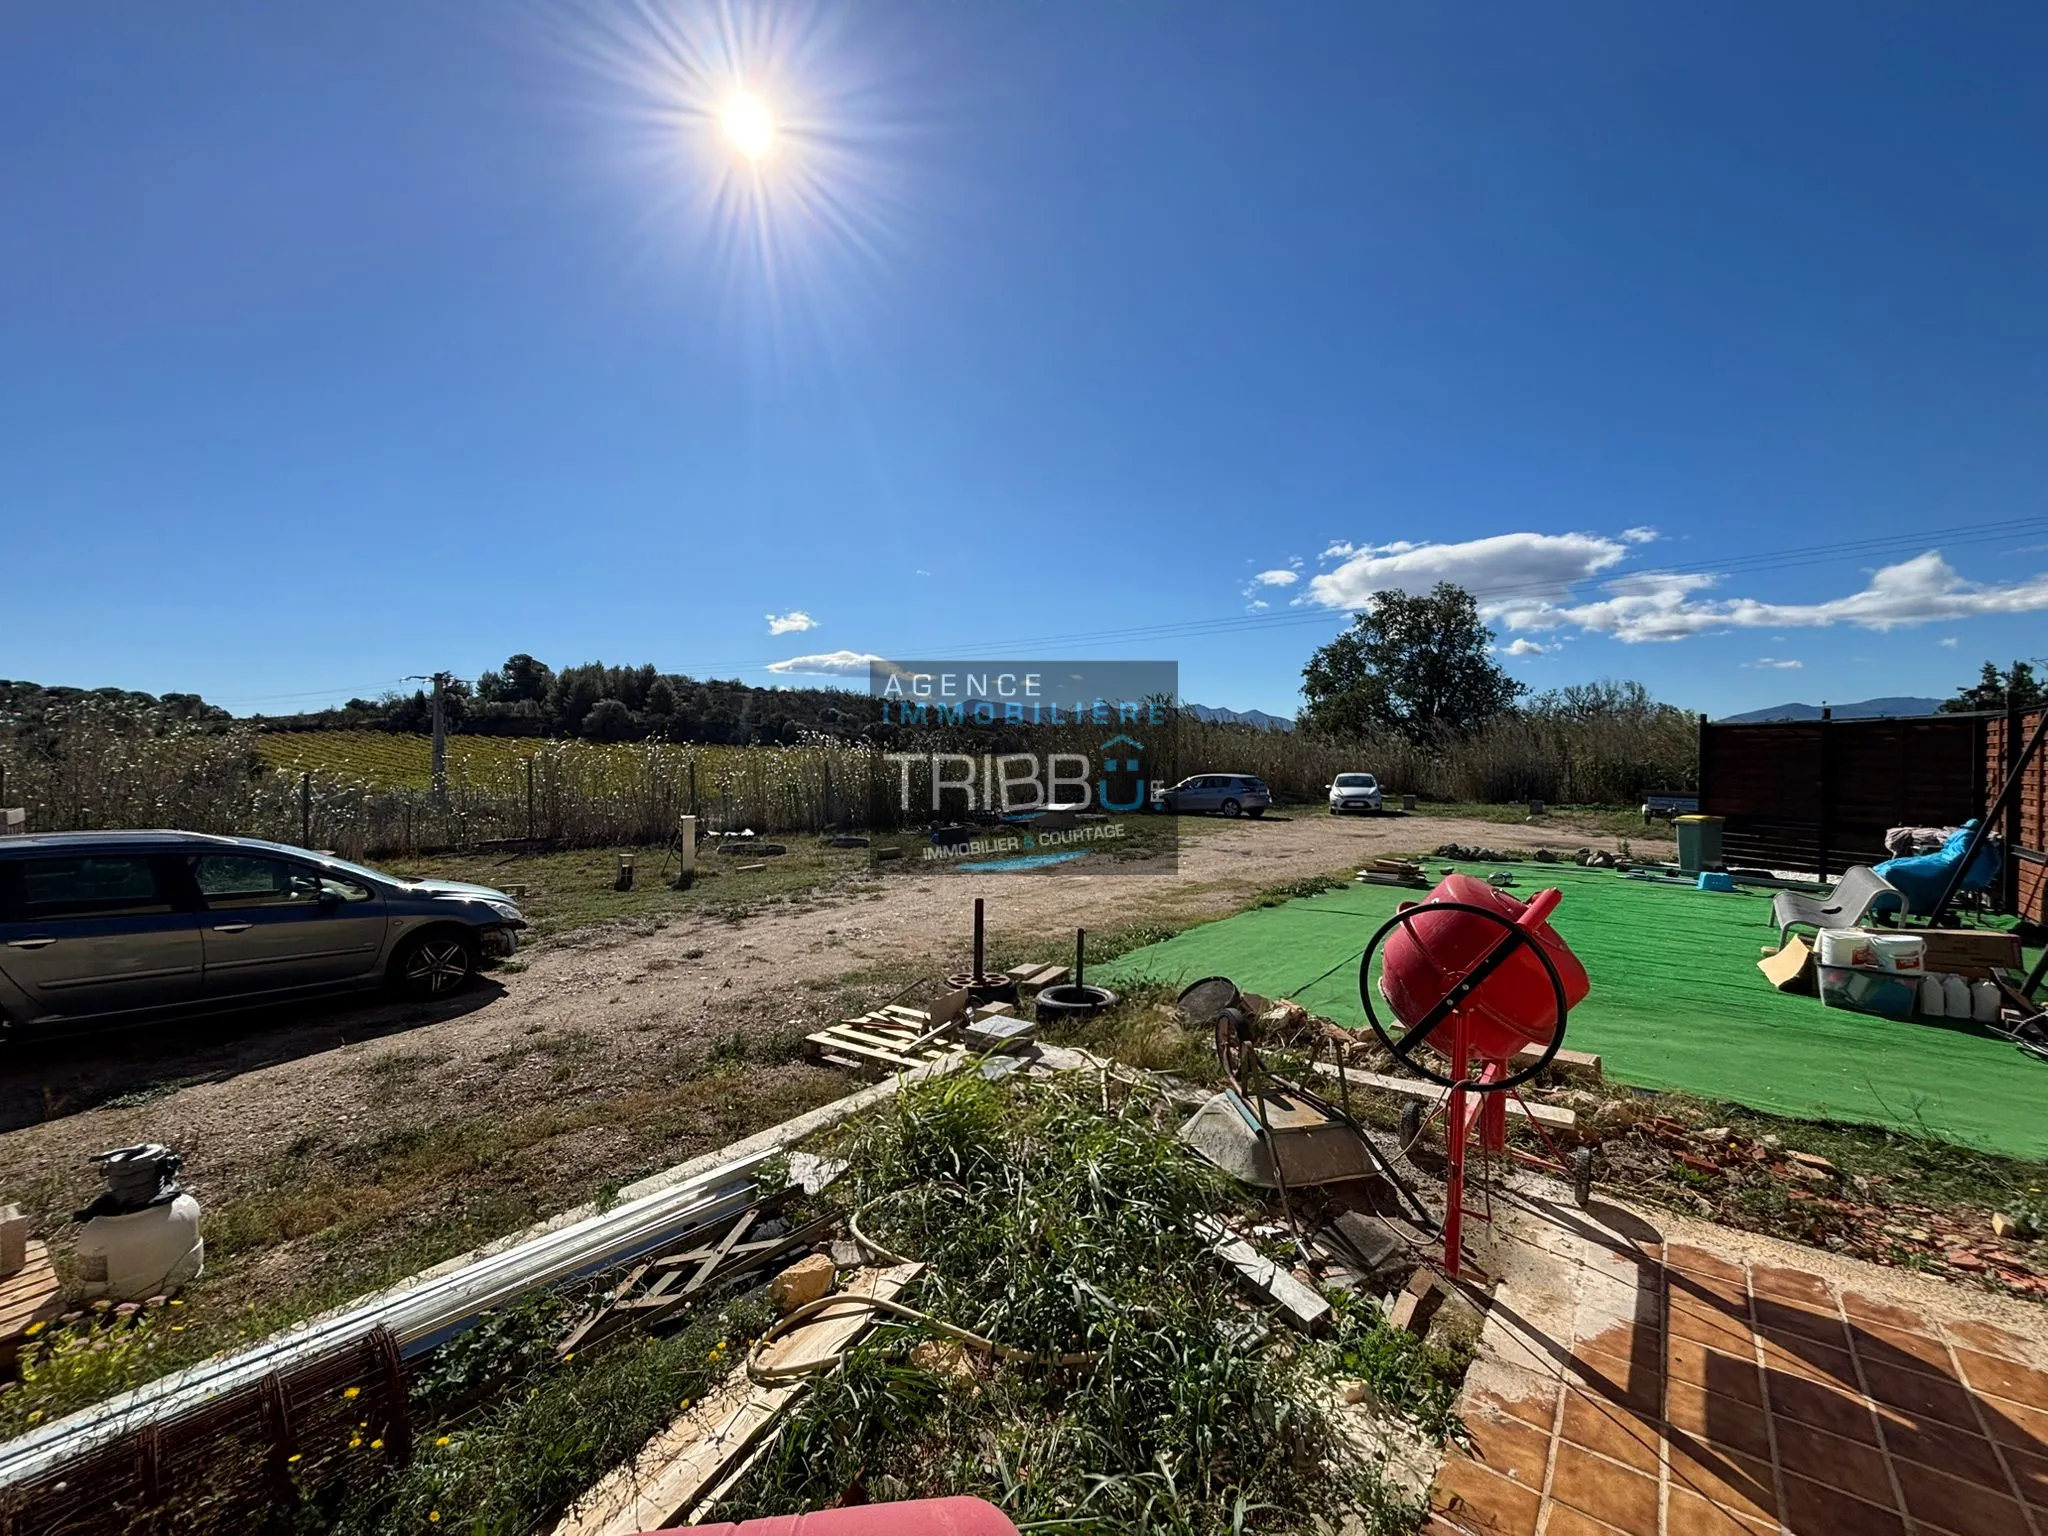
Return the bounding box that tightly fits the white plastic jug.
[77,1193,204,1301]
[1919,974,1948,1018]
[1973,978,2002,1025]
[1943,974,1973,1017]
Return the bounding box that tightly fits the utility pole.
[409,671,454,805]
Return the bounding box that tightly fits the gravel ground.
[0,811,1647,1242]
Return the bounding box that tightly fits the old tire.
[392,929,479,999]
[1399,1098,1426,1154]
[1219,798,1242,818]
[1034,983,1119,1022]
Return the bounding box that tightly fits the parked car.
[1151,774,1272,818]
[1327,772,1385,814]
[0,831,526,1041]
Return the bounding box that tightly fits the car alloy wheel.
[1220,798,1241,818]
[406,937,473,995]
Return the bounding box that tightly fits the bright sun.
[720,93,775,161]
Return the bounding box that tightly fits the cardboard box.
[1917,929,2024,979]
[1759,936,1815,994]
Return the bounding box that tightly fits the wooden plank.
[821,1024,948,1058]
[1191,1216,1330,1334]
[0,1240,59,1342]
[1306,1061,1576,1130]
[552,1265,921,1536]
[1509,1045,1603,1083]
[804,1032,948,1073]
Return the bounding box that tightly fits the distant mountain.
[1183,702,1296,732]
[1721,696,1946,724]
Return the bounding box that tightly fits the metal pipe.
[972,897,985,979]
[1074,928,1085,989]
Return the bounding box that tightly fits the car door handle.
[6,938,56,950]
[211,923,254,934]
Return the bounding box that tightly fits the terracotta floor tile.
[1893,1455,2027,1535]
[1667,1336,1765,1404]
[1665,1244,1748,1286]
[1953,1346,2048,1414]
[1666,1379,1774,1460]
[1853,1320,1957,1379]
[1666,1442,1779,1526]
[1559,1388,1662,1475]
[1758,1335,1858,1389]
[1980,1395,2048,1453]
[1665,1488,1776,1535]
[1669,1301,1759,1355]
[1753,1293,1851,1349]
[1841,1290,1936,1336]
[1780,1472,1907,1536]
[1467,1409,1554,1489]
[1862,1358,1985,1429]
[1537,1505,1629,1536]
[1576,1318,1657,1363]
[1668,1272,1753,1313]
[1766,1370,1880,1444]
[2000,1444,2048,1507]
[1434,1451,1543,1536]
[1473,1379,1563,1434]
[1749,1262,1835,1308]
[1573,1345,1663,1417]
[1772,1415,1890,1493]
[1549,1441,1660,1533]
[1943,1318,2040,1364]
[1879,1414,2012,1489]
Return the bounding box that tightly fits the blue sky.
[4,2,2046,720]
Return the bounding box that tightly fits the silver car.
[0,831,525,1041]
[1151,774,1272,818]
[1327,772,1384,814]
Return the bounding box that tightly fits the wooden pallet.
[556,1188,832,1358]
[0,1239,61,1367]
[804,1000,1018,1076]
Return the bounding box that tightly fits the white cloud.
[1620,526,1660,545]
[1309,532,1632,616]
[1252,569,1300,587]
[1746,658,1803,670]
[765,650,884,677]
[1938,636,1959,648]
[1504,638,1550,657]
[766,610,817,636]
[1549,552,2048,643]
[1320,541,1356,561]
[1246,598,1269,612]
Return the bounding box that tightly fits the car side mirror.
[316,887,342,906]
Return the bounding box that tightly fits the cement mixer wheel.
[1357,900,1570,1095]
[1398,1099,1426,1155]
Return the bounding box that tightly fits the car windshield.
[1335,774,1376,788]
[305,852,408,887]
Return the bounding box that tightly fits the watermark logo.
[868,659,1180,874]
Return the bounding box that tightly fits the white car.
[1327,773,1384,814]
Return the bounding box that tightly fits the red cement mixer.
[1359,874,1593,1277]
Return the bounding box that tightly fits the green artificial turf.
[1100,863,2048,1159]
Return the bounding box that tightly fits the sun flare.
[720,92,775,160]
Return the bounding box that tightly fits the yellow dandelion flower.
[343,1386,361,1400]
[349,1438,363,1450]
[370,1438,384,1450]
[435,1435,451,1448]
[429,1514,441,1525]
[26,1412,42,1426]
[563,1351,575,1362]
[288,1453,302,1464]
[23,1322,43,1337]
[169,1299,184,1308]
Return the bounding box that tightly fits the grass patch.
[711,1072,1422,1534]
[1409,801,1666,842]
[379,836,865,943]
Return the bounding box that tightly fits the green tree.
[580,698,636,741]
[1300,583,1522,742]
[1941,661,2043,714]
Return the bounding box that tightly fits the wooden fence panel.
[1702,713,1989,881]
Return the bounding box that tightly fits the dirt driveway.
[0,810,1652,1315]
